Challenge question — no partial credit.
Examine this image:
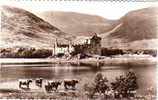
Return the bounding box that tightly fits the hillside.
[0,6,157,57]
[126,39,158,49]
[99,7,158,49]
[37,7,158,49]
[0,6,69,49]
[36,11,119,36]
[0,6,70,58]
[108,7,158,41]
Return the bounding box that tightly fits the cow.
[45,80,62,92]
[35,78,43,87]
[45,82,52,92]
[19,79,32,89]
[49,80,62,90]
[64,79,79,90]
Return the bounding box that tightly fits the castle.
[52,33,102,57]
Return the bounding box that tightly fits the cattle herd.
[18,78,79,92]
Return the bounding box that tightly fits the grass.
[0,88,21,93]
[0,89,156,100]
[0,91,81,99]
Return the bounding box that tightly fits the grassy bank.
[0,88,21,93]
[0,90,156,100]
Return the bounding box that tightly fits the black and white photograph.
[0,0,157,100]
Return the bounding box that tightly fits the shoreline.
[0,56,157,67]
[0,88,156,100]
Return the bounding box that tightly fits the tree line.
[84,71,138,99]
[101,48,157,57]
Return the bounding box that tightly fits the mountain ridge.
[36,11,120,36]
[1,5,157,49]
[0,5,70,48]
[108,7,158,41]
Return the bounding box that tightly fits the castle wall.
[74,36,102,56]
[53,34,102,56]
[83,40,101,56]
[52,45,75,56]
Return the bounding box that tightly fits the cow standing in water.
[64,79,79,90]
[45,82,52,92]
[35,78,43,87]
[50,80,62,90]
[19,79,32,89]
[45,80,62,92]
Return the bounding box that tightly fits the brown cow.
[45,80,62,92]
[19,79,32,89]
[64,79,79,90]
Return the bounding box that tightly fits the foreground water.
[0,63,156,95]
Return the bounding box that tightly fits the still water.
[0,64,157,94]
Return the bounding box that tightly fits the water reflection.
[0,64,156,94]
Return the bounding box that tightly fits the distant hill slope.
[36,7,158,49]
[36,11,119,36]
[108,7,158,41]
[0,5,157,57]
[127,39,158,49]
[0,6,69,48]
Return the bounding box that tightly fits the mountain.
[36,11,119,36]
[0,5,69,48]
[108,7,158,42]
[0,6,157,57]
[99,7,158,49]
[37,7,158,49]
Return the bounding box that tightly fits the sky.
[0,0,158,19]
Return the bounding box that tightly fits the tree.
[111,71,138,98]
[84,72,109,98]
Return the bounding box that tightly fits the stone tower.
[81,33,102,56]
[89,33,102,55]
